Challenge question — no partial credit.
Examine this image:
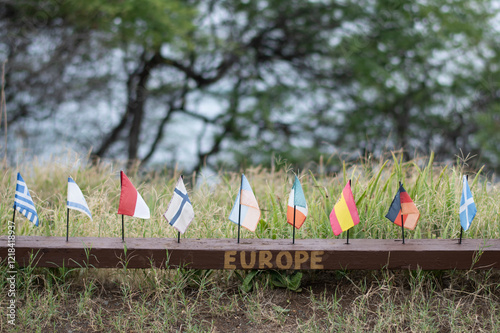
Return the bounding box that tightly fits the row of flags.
[12,172,478,241]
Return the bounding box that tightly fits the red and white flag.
[117,171,150,219]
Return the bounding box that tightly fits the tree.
[2,0,500,171]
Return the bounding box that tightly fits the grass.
[1,151,500,332]
[2,266,500,332]
[0,151,498,240]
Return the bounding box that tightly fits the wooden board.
[1,236,499,270]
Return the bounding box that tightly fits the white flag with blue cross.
[14,173,39,226]
[67,177,93,220]
[163,176,195,234]
[460,175,477,231]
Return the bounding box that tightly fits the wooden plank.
[1,236,499,270]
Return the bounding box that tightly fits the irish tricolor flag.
[287,176,308,229]
[117,171,150,219]
[329,181,360,236]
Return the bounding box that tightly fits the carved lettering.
[224,251,237,269]
[259,250,273,269]
[310,251,324,269]
[223,250,324,269]
[294,251,309,269]
[276,251,293,269]
[240,251,256,269]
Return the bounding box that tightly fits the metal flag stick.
[399,181,405,244]
[120,171,124,242]
[347,179,351,245]
[237,174,243,244]
[66,208,69,242]
[293,205,296,244]
[459,175,468,245]
[12,205,16,229]
[179,174,184,244]
[401,213,405,244]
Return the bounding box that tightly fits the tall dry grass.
[1,151,498,240]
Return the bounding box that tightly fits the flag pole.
[120,170,125,242]
[459,175,468,245]
[179,174,184,244]
[122,215,125,243]
[237,174,243,244]
[401,213,405,244]
[66,208,69,242]
[12,205,16,230]
[399,181,405,244]
[293,205,296,244]
[347,179,351,245]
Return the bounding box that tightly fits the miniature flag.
[329,181,360,236]
[164,176,195,234]
[287,176,308,229]
[117,171,150,219]
[460,176,477,231]
[229,174,261,232]
[14,173,39,226]
[385,183,420,230]
[67,177,92,220]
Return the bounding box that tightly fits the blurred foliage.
[1,0,500,172]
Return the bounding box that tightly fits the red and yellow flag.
[329,182,360,236]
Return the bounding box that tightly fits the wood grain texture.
[1,236,499,270]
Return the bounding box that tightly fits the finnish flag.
[163,176,195,234]
[460,175,477,231]
[67,177,93,220]
[14,173,39,226]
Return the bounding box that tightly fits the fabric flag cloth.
[164,176,195,234]
[385,183,420,230]
[14,173,39,226]
[229,174,261,232]
[117,171,150,219]
[329,182,360,236]
[67,177,92,220]
[287,176,308,229]
[460,175,477,231]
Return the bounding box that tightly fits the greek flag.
[163,176,195,234]
[14,173,39,226]
[67,177,93,220]
[460,175,477,231]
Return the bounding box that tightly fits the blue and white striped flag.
[163,176,194,234]
[67,177,92,220]
[460,175,477,231]
[14,173,39,226]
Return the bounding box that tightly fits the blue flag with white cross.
[163,176,194,234]
[460,175,477,231]
[14,173,39,226]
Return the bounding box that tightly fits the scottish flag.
[14,173,39,226]
[67,177,92,220]
[460,175,477,231]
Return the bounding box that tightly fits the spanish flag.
[329,181,360,236]
[385,183,420,230]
